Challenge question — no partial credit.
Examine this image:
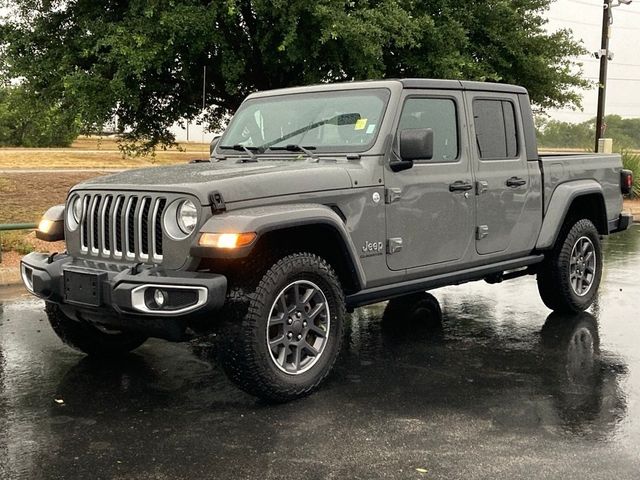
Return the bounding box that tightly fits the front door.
[467,93,533,256]
[385,91,474,271]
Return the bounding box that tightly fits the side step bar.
[346,255,544,309]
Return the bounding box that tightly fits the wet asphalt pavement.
[2,228,640,480]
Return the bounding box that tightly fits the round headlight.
[176,200,198,235]
[66,195,83,230]
[72,196,83,222]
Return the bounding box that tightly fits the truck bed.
[539,153,623,222]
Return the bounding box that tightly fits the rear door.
[467,93,534,256]
[384,90,474,271]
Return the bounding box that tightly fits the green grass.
[621,149,640,198]
[0,231,34,255]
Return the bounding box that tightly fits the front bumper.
[20,252,227,340]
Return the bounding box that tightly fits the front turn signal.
[198,232,257,249]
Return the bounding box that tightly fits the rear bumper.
[20,252,227,340]
[609,212,633,234]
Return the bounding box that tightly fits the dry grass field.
[0,136,211,169]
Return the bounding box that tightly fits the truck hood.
[75,160,355,204]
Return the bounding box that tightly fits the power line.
[581,58,640,67]
[586,76,640,81]
[566,0,601,7]
[548,16,640,30]
[565,0,640,15]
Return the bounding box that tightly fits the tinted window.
[398,98,459,162]
[473,99,519,159]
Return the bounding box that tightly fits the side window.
[473,99,519,160]
[397,97,459,162]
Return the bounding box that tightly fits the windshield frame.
[216,87,393,156]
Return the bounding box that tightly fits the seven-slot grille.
[78,193,167,263]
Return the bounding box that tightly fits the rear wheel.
[537,218,602,313]
[45,302,147,356]
[217,252,346,402]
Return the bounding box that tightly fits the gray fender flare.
[536,180,605,250]
[193,203,366,290]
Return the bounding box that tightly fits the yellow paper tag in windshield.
[355,118,368,130]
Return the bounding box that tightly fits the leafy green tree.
[0,0,588,152]
[0,85,81,147]
[537,115,640,150]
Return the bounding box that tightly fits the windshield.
[218,88,390,154]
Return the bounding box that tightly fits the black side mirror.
[390,128,434,173]
[400,128,434,161]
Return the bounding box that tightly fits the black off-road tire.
[217,253,346,402]
[383,292,443,325]
[537,219,602,313]
[45,302,147,356]
[382,292,444,342]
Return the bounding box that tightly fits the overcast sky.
[546,0,640,122]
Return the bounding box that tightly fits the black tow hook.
[131,262,144,275]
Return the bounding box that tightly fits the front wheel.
[218,253,346,402]
[537,218,603,313]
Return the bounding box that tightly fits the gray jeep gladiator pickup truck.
[21,79,633,401]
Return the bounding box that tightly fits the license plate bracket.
[63,269,105,307]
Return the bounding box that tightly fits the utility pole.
[595,0,611,153]
[594,0,633,152]
[202,66,207,112]
[202,66,207,144]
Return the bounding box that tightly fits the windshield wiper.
[219,144,260,162]
[258,113,360,150]
[268,144,318,161]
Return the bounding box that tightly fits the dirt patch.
[0,234,65,285]
[0,172,103,224]
[1,172,94,271]
[0,251,23,285]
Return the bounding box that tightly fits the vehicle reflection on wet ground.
[1,226,640,479]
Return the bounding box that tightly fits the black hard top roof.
[399,78,528,94]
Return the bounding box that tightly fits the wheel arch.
[193,204,366,294]
[536,180,608,250]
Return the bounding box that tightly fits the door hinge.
[476,225,489,240]
[385,188,402,204]
[387,237,403,254]
[476,181,489,195]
